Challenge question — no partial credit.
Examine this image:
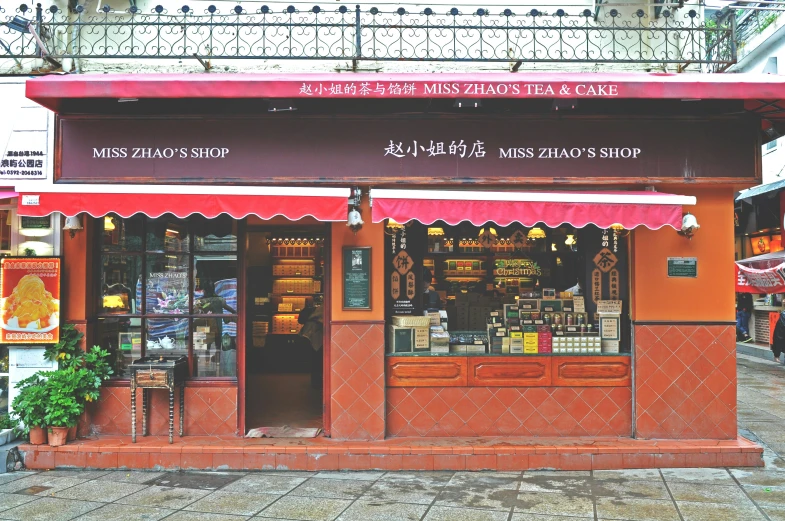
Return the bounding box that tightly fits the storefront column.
[632,187,737,440]
[62,214,93,346]
[329,200,386,440]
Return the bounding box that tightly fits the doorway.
[244,227,328,436]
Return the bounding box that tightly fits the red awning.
[370,189,695,230]
[17,186,350,221]
[24,73,785,111]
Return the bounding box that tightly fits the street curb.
[737,341,778,362]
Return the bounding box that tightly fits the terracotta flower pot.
[47,427,68,447]
[29,426,47,446]
[67,425,77,442]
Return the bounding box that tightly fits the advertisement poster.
[0,257,61,344]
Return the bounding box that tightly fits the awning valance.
[370,189,695,230]
[736,259,785,294]
[17,185,350,222]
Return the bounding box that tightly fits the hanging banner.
[0,257,61,344]
[736,262,785,294]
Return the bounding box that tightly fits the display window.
[96,213,238,379]
[385,220,631,358]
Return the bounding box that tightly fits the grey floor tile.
[0,476,89,496]
[511,516,593,521]
[666,482,752,505]
[660,468,735,485]
[424,505,508,521]
[290,479,372,500]
[165,512,249,521]
[337,500,428,521]
[184,491,280,516]
[0,497,102,521]
[518,477,592,495]
[313,472,384,481]
[0,492,39,512]
[72,504,175,521]
[377,472,454,483]
[595,497,680,521]
[437,474,520,512]
[36,471,109,480]
[593,469,663,481]
[99,471,166,484]
[523,471,589,478]
[513,492,595,518]
[148,472,242,491]
[222,475,308,495]
[115,485,211,509]
[362,481,444,505]
[730,468,785,487]
[742,484,785,507]
[761,504,785,521]
[592,480,670,500]
[52,480,148,502]
[256,496,352,521]
[677,500,767,521]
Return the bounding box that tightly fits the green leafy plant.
[42,369,84,428]
[44,324,84,369]
[11,374,48,432]
[0,415,16,430]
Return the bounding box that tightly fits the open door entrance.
[244,227,327,437]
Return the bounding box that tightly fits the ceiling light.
[527,227,546,240]
[565,234,576,246]
[428,227,445,236]
[104,216,116,231]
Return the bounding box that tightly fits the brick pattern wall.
[635,324,736,440]
[88,386,238,436]
[753,311,770,344]
[387,387,632,437]
[330,323,386,440]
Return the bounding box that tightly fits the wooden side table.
[129,355,188,444]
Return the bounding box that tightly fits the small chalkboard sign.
[343,247,371,310]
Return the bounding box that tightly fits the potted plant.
[43,369,85,447]
[11,375,48,445]
[0,415,17,446]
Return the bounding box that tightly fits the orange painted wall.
[62,216,91,322]
[330,199,385,322]
[631,186,735,322]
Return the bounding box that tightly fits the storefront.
[13,72,776,470]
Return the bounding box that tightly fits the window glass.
[100,255,142,314]
[194,256,237,314]
[194,215,237,252]
[146,318,189,359]
[146,254,189,314]
[96,317,141,378]
[146,215,189,252]
[0,211,12,251]
[192,317,237,377]
[102,214,143,252]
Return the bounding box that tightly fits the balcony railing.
[0,3,736,71]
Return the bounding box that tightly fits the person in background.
[423,267,442,310]
[737,292,753,343]
[299,298,324,388]
[772,309,785,363]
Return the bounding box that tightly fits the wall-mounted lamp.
[552,98,578,111]
[268,99,297,112]
[453,99,482,109]
[4,15,62,68]
[63,215,83,239]
[678,213,700,240]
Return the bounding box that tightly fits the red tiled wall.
[387,387,632,437]
[330,323,385,440]
[87,386,238,436]
[635,324,736,440]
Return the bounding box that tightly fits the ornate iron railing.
[0,3,735,69]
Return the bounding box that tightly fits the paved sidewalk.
[0,353,784,521]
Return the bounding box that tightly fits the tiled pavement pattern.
[3,352,785,521]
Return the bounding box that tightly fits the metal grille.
[0,4,735,70]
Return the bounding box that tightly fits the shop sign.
[667,257,698,278]
[736,262,785,293]
[596,300,623,314]
[0,257,61,344]
[19,216,51,230]
[494,259,542,277]
[297,81,622,98]
[343,247,371,310]
[0,82,49,181]
[58,117,757,183]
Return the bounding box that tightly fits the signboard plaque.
[343,247,371,310]
[668,257,698,278]
[0,257,61,344]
